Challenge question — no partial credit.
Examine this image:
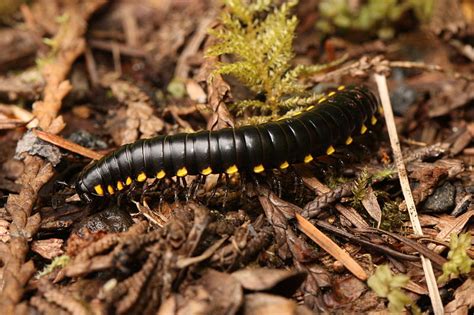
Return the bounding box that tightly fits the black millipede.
[75,85,381,202]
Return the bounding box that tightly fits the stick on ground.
[374,73,444,315]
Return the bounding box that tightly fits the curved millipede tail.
[76,85,381,201]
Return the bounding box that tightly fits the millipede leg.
[181,177,188,201]
[167,177,179,202]
[269,175,282,198]
[296,176,304,203]
[251,173,260,191]
[141,179,157,201]
[277,178,282,197]
[222,173,230,208]
[186,177,196,200]
[192,175,204,200]
[206,174,222,206]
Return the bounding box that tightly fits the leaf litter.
[0,0,472,314]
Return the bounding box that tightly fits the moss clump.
[350,168,394,209]
[317,0,434,39]
[207,0,344,119]
[37,254,70,278]
[438,233,473,284]
[368,264,420,314]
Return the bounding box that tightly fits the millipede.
[75,85,381,202]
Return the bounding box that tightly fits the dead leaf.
[106,80,164,145]
[444,278,474,315]
[361,187,382,228]
[243,293,313,315]
[31,238,64,260]
[232,268,306,297]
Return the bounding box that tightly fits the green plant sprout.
[207,0,345,119]
[37,254,70,278]
[351,168,394,208]
[317,0,434,39]
[368,264,420,314]
[438,232,473,284]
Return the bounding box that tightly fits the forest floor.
[0,0,473,314]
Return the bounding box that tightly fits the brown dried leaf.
[296,214,368,281]
[199,270,243,315]
[162,270,243,315]
[429,210,474,254]
[334,204,370,229]
[323,276,367,307]
[0,218,10,242]
[232,268,306,296]
[258,190,318,263]
[107,80,164,145]
[444,278,474,315]
[428,82,474,117]
[186,79,207,104]
[361,186,382,227]
[243,293,313,315]
[198,37,234,131]
[31,238,64,260]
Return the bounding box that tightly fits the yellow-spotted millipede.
[75,85,381,202]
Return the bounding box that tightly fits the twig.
[34,129,104,160]
[374,74,444,315]
[295,213,368,281]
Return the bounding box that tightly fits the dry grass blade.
[294,213,368,281]
[374,73,444,315]
[34,129,104,160]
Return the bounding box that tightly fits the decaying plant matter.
[0,0,472,314]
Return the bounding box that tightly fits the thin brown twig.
[374,73,444,315]
[34,129,104,160]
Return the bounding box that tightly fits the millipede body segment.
[75,85,381,202]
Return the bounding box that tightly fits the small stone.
[422,182,456,213]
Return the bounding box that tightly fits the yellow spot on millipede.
[306,105,315,111]
[378,106,384,115]
[328,91,336,97]
[94,185,104,196]
[345,136,353,145]
[107,185,114,195]
[304,154,313,163]
[371,116,377,125]
[279,161,289,169]
[117,181,124,191]
[201,167,212,175]
[361,124,368,134]
[337,85,345,91]
[156,170,166,179]
[253,164,264,173]
[125,177,132,185]
[318,97,327,104]
[176,167,188,177]
[137,172,147,182]
[226,165,238,175]
[326,146,335,155]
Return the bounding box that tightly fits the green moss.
[37,254,70,278]
[380,200,408,231]
[207,0,345,117]
[438,233,473,284]
[167,78,187,98]
[368,264,420,314]
[317,0,434,39]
